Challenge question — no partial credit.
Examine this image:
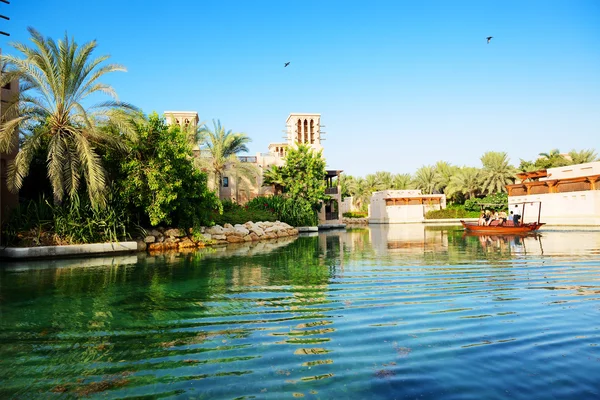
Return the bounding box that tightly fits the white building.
[507,161,600,226]
[369,190,446,224]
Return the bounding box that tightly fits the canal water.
[1,225,599,399]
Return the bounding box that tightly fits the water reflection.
[1,226,600,398]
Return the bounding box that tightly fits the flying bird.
[486,36,493,44]
[284,62,290,67]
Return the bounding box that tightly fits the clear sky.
[2,0,599,177]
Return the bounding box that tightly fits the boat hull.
[460,220,544,234]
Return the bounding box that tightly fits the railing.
[325,187,338,195]
[325,212,339,221]
[238,156,257,163]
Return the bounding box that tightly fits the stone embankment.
[343,217,369,225]
[141,221,299,253]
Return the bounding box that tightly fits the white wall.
[509,191,600,226]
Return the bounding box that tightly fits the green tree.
[479,151,515,194]
[374,171,393,191]
[392,173,413,190]
[433,161,457,195]
[262,165,285,195]
[0,28,138,208]
[446,166,481,200]
[412,165,438,194]
[279,144,327,209]
[536,148,569,169]
[196,119,251,199]
[115,113,219,227]
[568,149,598,165]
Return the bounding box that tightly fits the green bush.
[343,211,367,218]
[111,113,220,229]
[463,193,508,212]
[2,193,131,246]
[425,207,480,219]
[212,205,277,226]
[246,195,318,227]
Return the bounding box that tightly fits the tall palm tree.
[479,151,516,194]
[412,165,438,194]
[374,171,393,191]
[446,167,481,200]
[433,161,456,195]
[537,148,569,168]
[568,149,598,165]
[392,173,412,190]
[196,119,251,199]
[262,165,285,195]
[0,28,137,207]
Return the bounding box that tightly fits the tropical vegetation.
[1,29,599,245]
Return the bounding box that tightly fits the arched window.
[303,120,308,143]
[297,119,302,143]
[310,120,315,144]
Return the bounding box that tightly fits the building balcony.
[325,187,339,195]
[238,156,257,163]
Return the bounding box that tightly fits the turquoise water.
[1,225,600,399]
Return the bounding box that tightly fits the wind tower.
[285,113,324,155]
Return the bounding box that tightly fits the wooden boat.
[460,219,544,234]
[461,201,545,234]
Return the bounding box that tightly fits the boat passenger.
[478,211,486,226]
[485,210,492,226]
[498,211,508,225]
[512,205,521,225]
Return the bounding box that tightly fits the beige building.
[0,67,19,226]
[165,111,343,226]
[506,161,600,226]
[369,190,446,224]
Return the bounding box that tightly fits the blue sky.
[2,0,599,177]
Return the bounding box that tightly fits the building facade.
[369,190,446,224]
[506,161,600,226]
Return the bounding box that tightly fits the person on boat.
[484,210,492,225]
[512,205,521,225]
[493,211,500,223]
[498,210,508,225]
[478,211,486,226]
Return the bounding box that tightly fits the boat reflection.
[463,231,543,255]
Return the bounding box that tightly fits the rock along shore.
[141,221,299,254]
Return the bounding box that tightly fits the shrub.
[212,202,277,226]
[246,195,317,227]
[2,193,131,246]
[343,211,368,218]
[111,113,220,229]
[425,207,480,219]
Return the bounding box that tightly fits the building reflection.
[369,224,448,256]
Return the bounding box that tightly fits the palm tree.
[433,161,456,195]
[568,149,598,165]
[537,148,569,168]
[352,175,378,212]
[196,119,251,199]
[262,165,285,194]
[446,167,481,200]
[374,171,393,191]
[392,173,412,190]
[479,151,516,194]
[0,28,137,207]
[412,165,438,194]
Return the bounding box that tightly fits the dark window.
[2,82,11,90]
[223,177,229,187]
